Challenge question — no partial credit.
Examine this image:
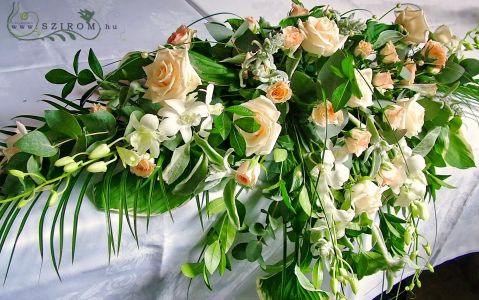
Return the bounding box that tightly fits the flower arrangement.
[1,1,479,299]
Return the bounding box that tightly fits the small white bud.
[87,161,108,173]
[55,156,75,167]
[89,144,110,159]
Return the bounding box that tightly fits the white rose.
[383,94,425,138]
[433,25,460,51]
[235,160,261,186]
[345,128,372,157]
[395,7,429,44]
[351,180,385,216]
[406,154,426,173]
[236,96,282,156]
[347,68,373,108]
[143,48,201,103]
[298,17,347,57]
[376,161,407,194]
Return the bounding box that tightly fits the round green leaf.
[14,131,58,157]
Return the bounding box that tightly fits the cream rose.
[422,40,447,72]
[395,7,429,44]
[130,155,156,178]
[143,48,201,103]
[345,128,372,157]
[290,3,309,17]
[236,96,282,156]
[401,59,417,85]
[347,68,373,108]
[235,160,261,186]
[167,25,195,48]
[433,25,460,51]
[379,41,400,64]
[384,94,425,138]
[376,161,407,194]
[354,40,373,58]
[373,72,394,94]
[298,17,347,57]
[266,81,292,103]
[282,26,304,52]
[310,101,344,127]
[351,180,385,216]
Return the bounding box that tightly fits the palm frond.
[71,172,92,263]
[44,94,88,113]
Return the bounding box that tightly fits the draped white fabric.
[0,0,478,299]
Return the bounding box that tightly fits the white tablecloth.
[1,1,478,299]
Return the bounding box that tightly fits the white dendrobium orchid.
[158,95,209,143]
[126,114,166,158]
[199,84,224,138]
[311,148,351,190]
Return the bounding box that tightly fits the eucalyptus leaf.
[205,22,234,42]
[15,131,57,157]
[162,143,191,184]
[412,127,442,156]
[373,30,404,49]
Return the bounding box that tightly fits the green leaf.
[181,262,204,278]
[317,51,347,101]
[223,179,240,229]
[280,180,296,213]
[73,50,81,75]
[189,51,237,86]
[205,22,234,42]
[418,98,453,126]
[162,143,190,184]
[331,81,351,112]
[194,134,224,166]
[88,48,103,78]
[206,198,227,215]
[230,128,246,157]
[219,214,237,252]
[225,105,255,116]
[294,265,322,292]
[205,240,222,274]
[172,154,208,196]
[412,127,442,156]
[298,185,311,216]
[45,110,82,138]
[78,111,117,142]
[246,240,262,262]
[61,80,76,98]
[445,130,475,169]
[291,71,318,104]
[373,30,404,49]
[213,113,232,140]
[45,69,76,84]
[436,60,465,84]
[77,69,96,85]
[234,117,260,133]
[220,53,247,64]
[460,58,479,77]
[14,131,57,157]
[285,48,302,78]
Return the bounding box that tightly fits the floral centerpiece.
[1,1,479,299]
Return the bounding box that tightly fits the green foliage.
[14,131,57,157]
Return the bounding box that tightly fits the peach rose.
[311,101,344,127]
[401,59,417,85]
[380,41,400,64]
[290,3,309,17]
[373,72,394,93]
[298,17,347,57]
[266,81,292,103]
[235,96,282,156]
[130,155,156,178]
[351,180,385,216]
[376,161,407,194]
[384,94,424,138]
[167,25,195,48]
[345,128,372,157]
[282,26,304,52]
[395,7,429,44]
[235,160,261,186]
[143,48,201,103]
[421,40,447,72]
[354,40,373,58]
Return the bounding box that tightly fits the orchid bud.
[9,169,26,179]
[49,191,59,206]
[87,161,108,173]
[64,162,81,173]
[55,156,75,167]
[348,276,359,294]
[89,144,110,159]
[416,279,422,288]
[414,200,429,220]
[426,262,435,273]
[330,277,340,295]
[423,243,432,256]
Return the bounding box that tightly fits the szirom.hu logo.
[7,2,118,41]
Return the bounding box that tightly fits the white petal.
[179,127,193,143]
[159,118,180,136]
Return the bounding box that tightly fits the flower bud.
[49,191,59,206]
[426,262,434,273]
[87,161,108,173]
[54,156,75,167]
[410,251,418,261]
[414,200,429,220]
[423,243,432,256]
[330,277,340,295]
[348,276,359,294]
[9,169,26,179]
[464,42,474,50]
[89,144,110,159]
[273,148,288,163]
[416,279,422,288]
[404,227,412,246]
[64,162,81,173]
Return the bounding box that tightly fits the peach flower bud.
[401,59,417,85]
[130,156,156,178]
[245,16,259,33]
[290,3,309,17]
[89,104,108,113]
[372,72,394,93]
[379,41,400,64]
[282,26,304,52]
[266,81,292,103]
[353,40,373,58]
[421,40,447,72]
[310,101,344,127]
[235,160,261,187]
[167,25,195,48]
[345,128,372,157]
